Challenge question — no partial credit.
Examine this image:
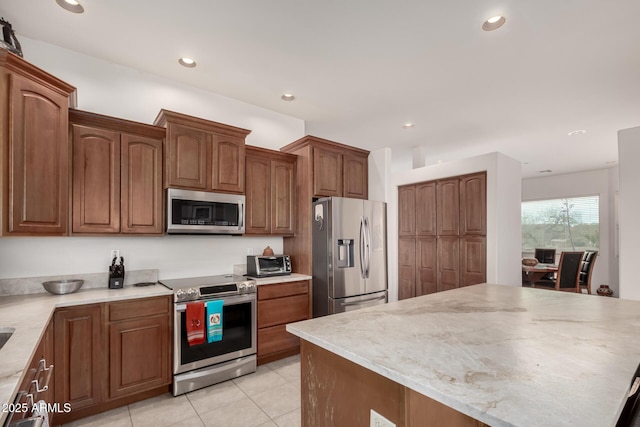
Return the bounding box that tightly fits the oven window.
[172,199,239,226]
[180,301,253,365]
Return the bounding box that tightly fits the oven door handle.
[175,294,255,312]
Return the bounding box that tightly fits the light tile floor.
[61,355,301,427]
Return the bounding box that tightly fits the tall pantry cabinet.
[398,172,486,300]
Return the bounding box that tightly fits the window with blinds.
[521,195,599,256]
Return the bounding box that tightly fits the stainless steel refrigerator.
[312,197,387,317]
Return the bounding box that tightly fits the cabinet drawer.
[257,280,309,300]
[258,294,309,328]
[258,324,300,357]
[108,296,170,322]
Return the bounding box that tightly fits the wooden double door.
[398,172,486,299]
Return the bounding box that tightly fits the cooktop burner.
[159,274,256,302]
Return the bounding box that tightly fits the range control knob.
[175,289,186,301]
[186,288,199,300]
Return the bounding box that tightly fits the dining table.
[522,264,558,286]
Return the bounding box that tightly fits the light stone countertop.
[286,283,640,427]
[0,284,172,424]
[250,273,312,285]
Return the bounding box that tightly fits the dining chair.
[533,251,584,292]
[534,248,556,264]
[534,248,557,282]
[579,251,598,294]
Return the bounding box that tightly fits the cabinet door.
[258,294,309,328]
[72,125,121,233]
[166,123,209,190]
[313,147,342,197]
[416,182,437,236]
[460,237,486,287]
[121,134,163,234]
[342,153,368,199]
[271,159,295,235]
[437,237,459,292]
[211,134,245,193]
[54,305,104,411]
[398,185,416,237]
[460,172,486,235]
[8,74,69,234]
[109,316,170,399]
[398,237,416,300]
[437,178,460,236]
[416,237,437,296]
[245,154,271,234]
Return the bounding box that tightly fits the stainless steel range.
[160,275,257,396]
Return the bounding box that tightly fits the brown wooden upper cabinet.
[0,51,76,236]
[245,146,296,235]
[70,110,164,235]
[154,110,250,194]
[281,135,369,200]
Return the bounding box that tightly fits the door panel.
[72,125,120,233]
[417,237,437,296]
[398,185,416,237]
[211,134,245,193]
[271,159,295,235]
[313,147,342,197]
[121,134,163,234]
[416,182,436,236]
[460,237,487,287]
[330,197,365,298]
[166,123,208,189]
[460,172,486,235]
[398,238,416,300]
[364,200,387,294]
[9,74,69,234]
[437,178,459,236]
[342,154,368,199]
[245,155,271,233]
[437,237,459,291]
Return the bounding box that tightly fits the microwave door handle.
[239,202,244,228]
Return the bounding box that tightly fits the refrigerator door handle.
[339,294,387,307]
[364,217,371,278]
[359,217,366,279]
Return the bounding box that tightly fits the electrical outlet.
[370,410,395,427]
[247,248,254,255]
[110,249,120,260]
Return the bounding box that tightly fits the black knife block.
[109,257,125,289]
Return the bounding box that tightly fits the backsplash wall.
[0,236,283,280]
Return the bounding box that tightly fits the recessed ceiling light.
[281,94,295,101]
[538,169,553,174]
[402,123,414,129]
[178,57,196,68]
[605,160,617,165]
[55,0,84,13]
[568,129,587,136]
[482,15,506,31]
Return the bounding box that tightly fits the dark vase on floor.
[596,285,613,297]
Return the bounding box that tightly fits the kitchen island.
[286,284,640,427]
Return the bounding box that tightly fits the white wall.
[521,168,615,296]
[387,152,522,302]
[0,37,305,281]
[618,126,640,301]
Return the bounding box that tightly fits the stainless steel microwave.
[167,188,245,235]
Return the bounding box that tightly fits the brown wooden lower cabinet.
[54,304,105,413]
[301,340,489,427]
[257,280,310,364]
[52,296,171,424]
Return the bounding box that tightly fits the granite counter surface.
[286,284,640,427]
[0,284,172,423]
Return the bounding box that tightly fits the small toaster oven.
[247,255,292,278]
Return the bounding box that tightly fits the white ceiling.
[2,0,639,178]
